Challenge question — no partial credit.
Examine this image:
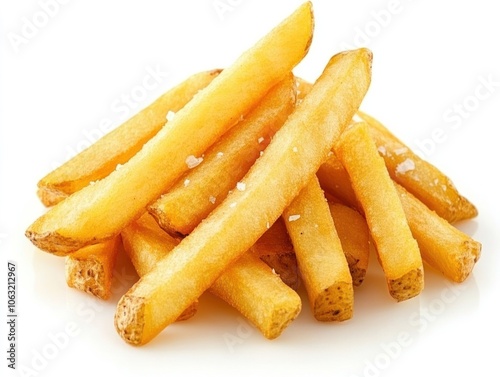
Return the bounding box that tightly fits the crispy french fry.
[149,73,296,236]
[328,202,370,287]
[65,236,121,300]
[318,151,481,283]
[283,176,353,321]
[395,184,481,282]
[334,122,424,302]
[121,214,301,338]
[250,218,299,290]
[358,111,478,223]
[114,48,373,345]
[26,1,314,255]
[38,70,221,207]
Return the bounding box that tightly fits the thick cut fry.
[334,122,423,301]
[120,215,197,321]
[149,74,296,236]
[25,1,314,255]
[328,202,370,287]
[65,237,121,300]
[283,176,353,322]
[358,111,478,223]
[396,184,481,282]
[318,152,481,283]
[250,218,299,290]
[121,214,301,339]
[38,70,221,206]
[114,48,373,345]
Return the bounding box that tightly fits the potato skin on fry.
[114,46,372,345]
[334,122,423,302]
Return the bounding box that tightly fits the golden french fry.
[114,47,373,345]
[395,184,481,282]
[120,215,197,322]
[65,237,121,300]
[318,150,481,283]
[328,202,370,287]
[38,70,221,207]
[250,218,299,290]
[334,122,423,302]
[149,73,296,236]
[283,176,353,321]
[358,111,478,223]
[121,214,301,338]
[25,1,314,255]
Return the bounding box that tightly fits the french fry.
[38,70,221,207]
[283,176,353,321]
[65,236,121,300]
[318,151,481,283]
[25,1,315,255]
[149,73,296,237]
[121,214,301,338]
[114,48,373,345]
[328,202,370,287]
[120,215,197,322]
[334,122,424,301]
[250,218,299,290]
[395,184,481,282]
[358,111,478,223]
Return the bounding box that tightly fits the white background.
[1,1,499,376]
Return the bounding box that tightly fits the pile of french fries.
[26,2,481,346]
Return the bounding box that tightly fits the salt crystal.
[288,214,301,222]
[394,147,408,155]
[216,152,224,158]
[236,182,246,191]
[209,196,216,204]
[395,158,415,174]
[229,202,237,208]
[377,146,387,155]
[184,179,190,187]
[166,111,176,122]
[292,146,298,153]
[186,155,203,169]
[258,137,265,144]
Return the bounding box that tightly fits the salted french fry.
[334,122,423,302]
[318,151,481,283]
[358,111,478,223]
[26,1,314,255]
[65,236,121,300]
[283,176,353,321]
[395,184,481,282]
[121,214,301,339]
[38,70,221,207]
[328,202,370,287]
[250,218,299,290]
[114,47,373,345]
[149,73,296,237]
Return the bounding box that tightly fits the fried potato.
[120,215,197,322]
[121,214,301,338]
[114,47,373,345]
[25,1,314,255]
[334,122,423,301]
[328,202,370,287]
[320,138,480,283]
[65,236,121,300]
[250,218,299,290]
[395,184,481,282]
[38,70,221,207]
[358,111,478,223]
[149,73,296,237]
[283,176,353,321]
